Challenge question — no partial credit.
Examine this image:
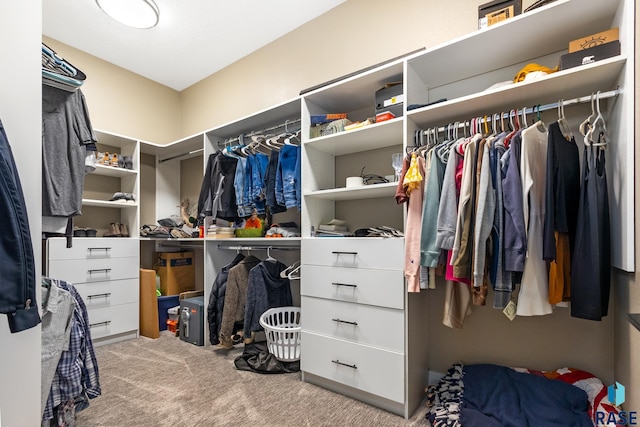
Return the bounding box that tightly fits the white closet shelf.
[406,0,619,89]
[407,56,626,128]
[82,199,138,208]
[304,182,396,201]
[92,164,137,178]
[304,117,403,156]
[303,61,404,113]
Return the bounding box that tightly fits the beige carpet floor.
[75,332,430,427]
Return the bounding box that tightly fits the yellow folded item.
[513,63,558,83]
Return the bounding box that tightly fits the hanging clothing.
[207,253,245,345]
[219,256,261,342]
[420,148,446,268]
[489,134,513,309]
[472,138,496,305]
[41,281,75,415]
[436,144,463,251]
[543,122,580,304]
[451,134,480,280]
[0,119,41,333]
[197,150,240,222]
[42,279,100,422]
[502,131,527,273]
[517,122,553,316]
[243,260,292,338]
[404,155,426,292]
[571,141,611,321]
[42,86,97,218]
[275,144,300,210]
[264,150,287,214]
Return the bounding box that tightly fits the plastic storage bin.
[157,295,179,332]
[259,307,302,362]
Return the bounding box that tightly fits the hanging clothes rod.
[217,244,299,251]
[421,89,619,134]
[218,118,301,146]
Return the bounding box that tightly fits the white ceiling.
[43,0,345,91]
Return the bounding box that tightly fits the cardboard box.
[559,40,620,71]
[153,251,196,296]
[478,0,521,30]
[569,28,619,53]
[139,268,159,339]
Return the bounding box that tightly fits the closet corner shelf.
[82,198,138,208]
[304,117,403,156]
[92,164,137,178]
[628,314,640,332]
[304,182,396,201]
[407,56,626,128]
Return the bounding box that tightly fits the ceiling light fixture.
[96,0,160,29]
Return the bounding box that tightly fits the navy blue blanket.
[428,364,593,427]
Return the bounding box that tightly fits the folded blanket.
[428,363,593,427]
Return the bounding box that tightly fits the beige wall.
[180,0,494,136]
[42,36,182,144]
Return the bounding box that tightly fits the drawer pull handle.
[332,318,358,326]
[331,282,357,288]
[88,268,111,275]
[332,360,357,370]
[331,251,357,255]
[88,247,111,253]
[89,320,111,328]
[88,293,111,300]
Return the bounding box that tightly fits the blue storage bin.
[157,295,179,331]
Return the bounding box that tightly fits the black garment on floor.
[234,342,299,374]
[571,141,610,321]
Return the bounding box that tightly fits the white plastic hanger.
[265,246,277,263]
[557,99,573,140]
[585,91,608,148]
[579,93,597,137]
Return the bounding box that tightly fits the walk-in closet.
[1,0,639,425]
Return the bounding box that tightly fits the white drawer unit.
[74,278,138,309]
[87,303,139,340]
[301,238,403,270]
[48,237,139,260]
[300,236,409,416]
[48,257,139,284]
[301,296,404,352]
[46,237,139,344]
[301,265,404,310]
[301,331,404,403]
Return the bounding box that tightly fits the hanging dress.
[571,138,611,320]
[517,122,553,316]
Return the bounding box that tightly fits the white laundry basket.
[259,306,301,362]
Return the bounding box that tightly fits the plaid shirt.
[43,279,101,421]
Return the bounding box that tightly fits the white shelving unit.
[65,0,633,416]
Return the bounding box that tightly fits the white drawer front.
[48,257,139,285]
[48,237,139,260]
[74,278,138,309]
[301,296,404,352]
[301,265,404,309]
[87,302,139,340]
[301,238,403,270]
[301,332,404,403]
